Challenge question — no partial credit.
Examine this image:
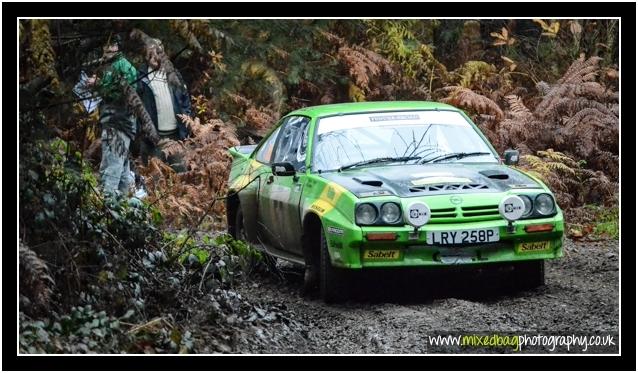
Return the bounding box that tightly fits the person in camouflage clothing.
[88,37,157,196]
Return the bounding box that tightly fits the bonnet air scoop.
[353,177,383,187]
[479,169,510,180]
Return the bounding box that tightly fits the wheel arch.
[301,212,323,267]
[226,193,240,237]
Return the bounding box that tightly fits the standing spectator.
[87,36,140,196]
[136,38,192,170]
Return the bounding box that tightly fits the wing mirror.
[272,162,296,177]
[503,149,520,165]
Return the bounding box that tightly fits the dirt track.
[225,238,619,354]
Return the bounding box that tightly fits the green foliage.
[26,19,60,89]
[19,305,194,354]
[171,231,208,265]
[364,19,447,87]
[171,232,263,284]
[455,61,497,89]
[19,306,124,353]
[587,205,619,239]
[20,137,98,237]
[520,149,617,208]
[213,234,263,285]
[214,233,262,262]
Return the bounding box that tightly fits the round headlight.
[535,194,555,215]
[380,203,401,224]
[519,195,533,217]
[356,203,378,225]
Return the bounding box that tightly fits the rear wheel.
[319,225,347,303]
[513,260,545,290]
[233,206,246,241]
[234,207,278,273]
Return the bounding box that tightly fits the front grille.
[461,205,500,218]
[427,204,501,223]
[409,183,489,193]
[430,207,456,218]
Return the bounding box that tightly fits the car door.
[258,115,311,254]
[251,124,282,247]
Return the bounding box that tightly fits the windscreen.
[312,110,498,172]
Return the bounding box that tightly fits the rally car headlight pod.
[380,202,401,224]
[498,195,526,222]
[535,193,556,215]
[519,195,534,217]
[356,203,378,225]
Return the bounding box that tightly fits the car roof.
[287,101,460,118]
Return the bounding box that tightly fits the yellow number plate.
[363,250,401,260]
[517,241,551,253]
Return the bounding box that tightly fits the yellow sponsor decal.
[411,176,472,185]
[516,241,551,253]
[363,249,402,260]
[230,174,251,191]
[309,201,329,215]
[230,160,264,190]
[310,182,347,216]
[320,182,346,203]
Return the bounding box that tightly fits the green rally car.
[227,101,564,302]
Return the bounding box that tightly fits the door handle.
[266,175,274,184]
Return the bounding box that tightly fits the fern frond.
[169,20,203,52]
[28,20,60,89]
[245,106,277,130]
[338,45,392,91]
[440,86,504,119]
[564,108,618,131]
[536,81,551,96]
[454,61,496,89]
[240,61,286,111]
[122,83,159,144]
[504,95,532,118]
[536,149,576,165]
[19,242,54,313]
[558,56,602,85]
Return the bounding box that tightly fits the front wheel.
[513,260,545,290]
[319,225,347,303]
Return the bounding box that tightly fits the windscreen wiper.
[418,152,493,164]
[338,156,420,172]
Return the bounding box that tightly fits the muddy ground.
[201,238,619,354]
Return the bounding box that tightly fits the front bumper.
[326,215,564,269]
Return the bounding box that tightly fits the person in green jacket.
[87,37,139,196]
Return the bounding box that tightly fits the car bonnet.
[318,163,543,198]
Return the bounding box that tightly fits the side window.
[272,116,310,171]
[254,126,281,164]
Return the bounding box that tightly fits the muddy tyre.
[234,207,277,272]
[233,207,246,241]
[513,260,545,290]
[319,225,347,303]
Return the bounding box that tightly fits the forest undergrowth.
[18,19,619,353]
